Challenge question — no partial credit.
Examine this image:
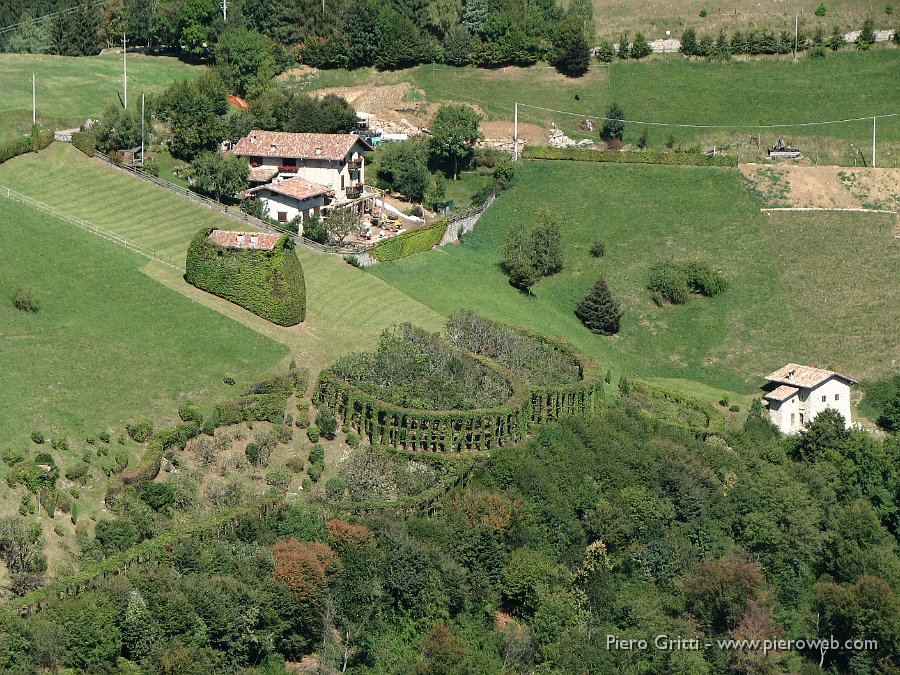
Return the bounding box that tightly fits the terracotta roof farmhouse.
[208,230,282,251]
[233,131,370,161]
[761,363,856,434]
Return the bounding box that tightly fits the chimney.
[315,147,323,156]
[236,234,245,246]
[250,234,259,246]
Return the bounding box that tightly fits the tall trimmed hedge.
[214,373,293,425]
[370,221,447,262]
[71,132,96,157]
[185,227,306,326]
[524,146,737,167]
[0,126,53,166]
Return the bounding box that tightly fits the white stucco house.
[233,130,372,204]
[247,176,332,230]
[761,363,857,434]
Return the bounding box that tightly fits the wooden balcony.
[347,159,363,171]
[345,184,363,199]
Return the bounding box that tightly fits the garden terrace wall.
[523,146,737,167]
[316,334,604,451]
[185,227,307,326]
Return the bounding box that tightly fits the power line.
[517,103,900,129]
[0,0,113,36]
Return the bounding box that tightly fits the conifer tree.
[575,277,623,335]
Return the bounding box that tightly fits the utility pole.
[222,0,226,22]
[32,74,35,125]
[123,34,127,109]
[513,101,518,161]
[793,13,799,62]
[141,93,145,167]
[872,116,876,168]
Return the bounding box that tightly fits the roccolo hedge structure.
[315,315,604,451]
[185,227,306,326]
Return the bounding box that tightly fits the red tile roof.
[763,384,799,402]
[251,176,332,202]
[208,230,282,250]
[248,166,279,183]
[764,363,857,389]
[233,130,370,161]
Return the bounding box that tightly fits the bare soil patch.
[481,120,544,146]
[740,163,900,210]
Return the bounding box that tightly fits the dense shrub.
[307,427,320,443]
[325,476,347,499]
[185,227,307,326]
[98,432,111,444]
[370,222,448,262]
[345,431,361,448]
[125,420,154,443]
[524,146,737,166]
[0,136,33,165]
[331,324,512,410]
[30,432,44,445]
[445,311,582,387]
[315,404,338,440]
[178,402,202,423]
[648,261,727,305]
[214,375,292,426]
[12,289,39,313]
[589,241,605,258]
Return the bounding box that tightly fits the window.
[791,413,795,425]
[278,212,287,222]
[799,413,804,425]
[822,395,827,402]
[834,393,839,401]
[341,175,345,189]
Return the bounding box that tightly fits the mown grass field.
[585,0,891,38]
[0,143,445,371]
[369,160,900,394]
[0,198,288,451]
[0,52,202,145]
[298,49,900,166]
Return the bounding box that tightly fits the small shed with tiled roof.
[761,363,856,434]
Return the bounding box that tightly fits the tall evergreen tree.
[575,277,623,335]
[344,0,377,68]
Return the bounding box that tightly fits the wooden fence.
[0,184,181,270]
[93,151,373,256]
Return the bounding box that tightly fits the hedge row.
[370,220,448,262]
[627,381,726,435]
[185,227,307,326]
[0,125,53,166]
[215,373,293,426]
[119,421,201,487]
[71,131,96,157]
[315,328,604,451]
[9,493,282,615]
[523,146,738,167]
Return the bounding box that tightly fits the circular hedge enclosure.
[315,315,604,452]
[185,227,306,326]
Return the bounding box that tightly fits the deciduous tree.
[430,104,483,179]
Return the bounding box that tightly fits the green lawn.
[297,50,900,166]
[588,0,889,39]
[0,52,202,144]
[0,198,288,450]
[369,159,899,394]
[0,144,236,265]
[0,143,445,371]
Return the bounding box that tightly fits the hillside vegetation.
[370,159,899,392]
[0,53,202,144]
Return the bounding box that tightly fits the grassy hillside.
[0,52,202,144]
[369,160,899,393]
[0,143,445,369]
[586,0,891,38]
[0,198,288,450]
[298,50,900,166]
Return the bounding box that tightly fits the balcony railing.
[347,159,363,171]
[345,184,363,199]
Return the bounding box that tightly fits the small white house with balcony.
[233,130,371,204]
[761,363,857,434]
[247,177,332,229]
